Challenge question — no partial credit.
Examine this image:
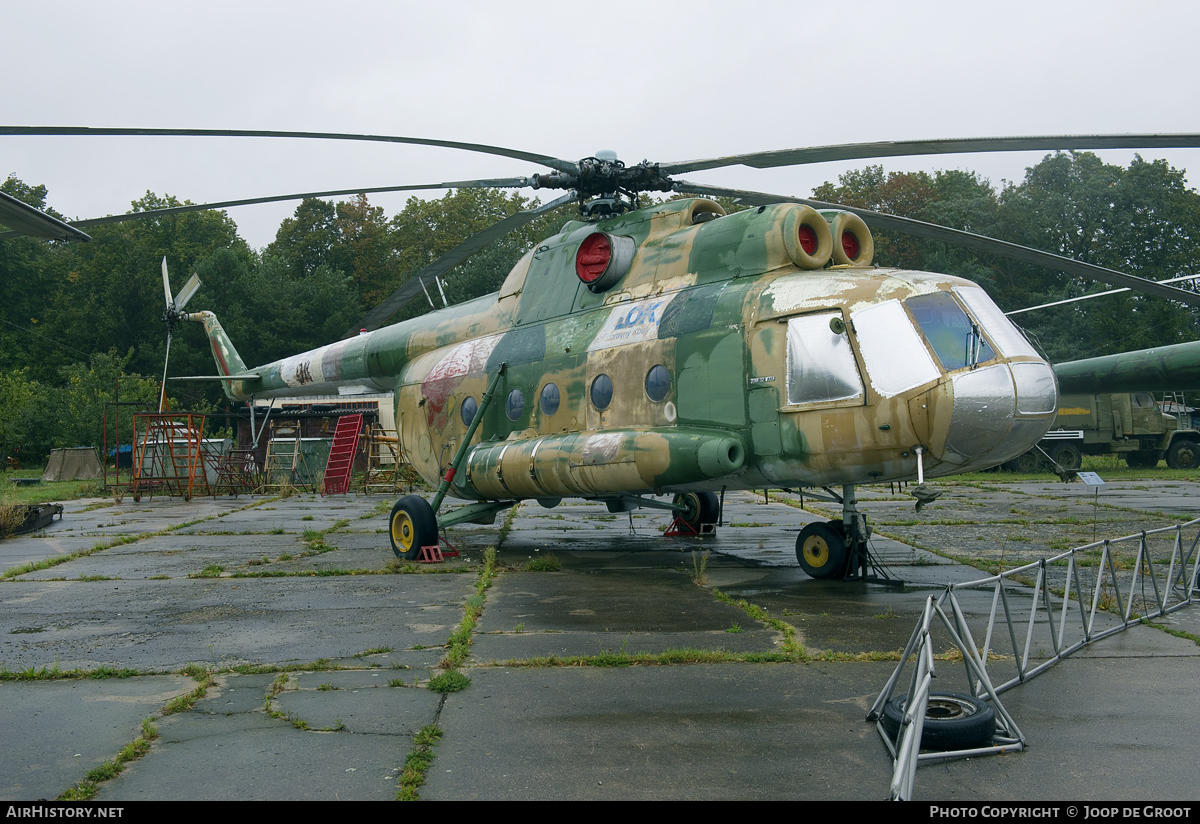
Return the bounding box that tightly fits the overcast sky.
[7,0,1200,249]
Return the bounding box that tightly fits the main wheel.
[1048,443,1082,471]
[1002,450,1043,473]
[672,491,719,531]
[1166,439,1200,470]
[1125,449,1160,469]
[390,495,438,561]
[795,521,847,579]
[881,692,996,751]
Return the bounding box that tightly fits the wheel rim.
[392,511,415,552]
[677,494,700,524]
[802,534,830,568]
[923,695,979,721]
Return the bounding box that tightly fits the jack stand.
[840,484,901,586]
[664,517,715,537]
[438,532,461,558]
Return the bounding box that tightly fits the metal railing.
[871,518,1200,800]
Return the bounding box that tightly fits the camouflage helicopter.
[6,127,1200,580]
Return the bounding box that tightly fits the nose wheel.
[794,484,899,584]
[796,522,849,579]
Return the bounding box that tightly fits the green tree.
[0,175,65,372]
[29,193,252,384]
[994,153,1200,361]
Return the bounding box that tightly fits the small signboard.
[1077,471,1105,486]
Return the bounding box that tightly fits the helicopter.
[6,127,1200,580]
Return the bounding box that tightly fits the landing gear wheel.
[390,495,438,561]
[1125,450,1160,469]
[795,521,847,579]
[1048,443,1082,471]
[881,692,996,751]
[1166,439,1200,470]
[672,491,719,531]
[1002,450,1043,473]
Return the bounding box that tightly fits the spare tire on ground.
[880,691,996,750]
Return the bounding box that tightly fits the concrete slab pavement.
[0,481,1196,801]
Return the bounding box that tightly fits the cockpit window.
[785,312,864,406]
[850,300,940,398]
[906,292,996,371]
[953,286,1039,359]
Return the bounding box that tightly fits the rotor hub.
[531,156,675,216]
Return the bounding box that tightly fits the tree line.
[2,150,1199,462]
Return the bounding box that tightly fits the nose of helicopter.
[935,361,1058,470]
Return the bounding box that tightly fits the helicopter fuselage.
[191,197,1057,503]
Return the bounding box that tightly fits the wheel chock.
[417,544,444,563]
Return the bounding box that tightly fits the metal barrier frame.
[870,518,1200,800]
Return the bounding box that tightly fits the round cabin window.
[590,374,613,410]
[460,396,478,426]
[505,389,525,421]
[540,383,560,416]
[645,364,671,402]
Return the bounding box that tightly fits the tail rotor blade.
[161,257,173,308]
[174,273,201,311]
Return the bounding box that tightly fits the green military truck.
[1003,393,1200,471]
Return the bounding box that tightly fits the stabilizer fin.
[183,311,258,399]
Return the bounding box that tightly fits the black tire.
[1125,450,1160,469]
[1048,443,1082,471]
[390,495,438,561]
[1002,450,1043,473]
[1166,439,1200,470]
[881,692,996,751]
[672,491,720,530]
[795,521,847,579]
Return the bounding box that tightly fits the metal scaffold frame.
[361,424,405,494]
[126,413,210,502]
[872,518,1200,800]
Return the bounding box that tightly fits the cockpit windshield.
[905,292,996,371]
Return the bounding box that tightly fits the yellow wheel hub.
[392,511,415,552]
[802,535,830,568]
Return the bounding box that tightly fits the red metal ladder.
[322,413,363,496]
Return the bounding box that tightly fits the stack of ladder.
[322,413,363,496]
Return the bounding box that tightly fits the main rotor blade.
[1,126,577,173]
[358,191,576,333]
[662,134,1200,175]
[1007,274,1200,316]
[673,180,1200,308]
[0,191,91,242]
[0,177,532,239]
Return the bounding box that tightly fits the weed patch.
[397,724,443,801]
[524,552,561,572]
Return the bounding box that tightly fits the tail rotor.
[158,257,202,412]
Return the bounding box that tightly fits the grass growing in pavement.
[712,588,807,656]
[523,552,561,572]
[57,717,160,801]
[397,724,443,801]
[1,496,280,580]
[0,663,141,681]
[1143,620,1200,646]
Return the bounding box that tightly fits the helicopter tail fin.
[183,311,257,399]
